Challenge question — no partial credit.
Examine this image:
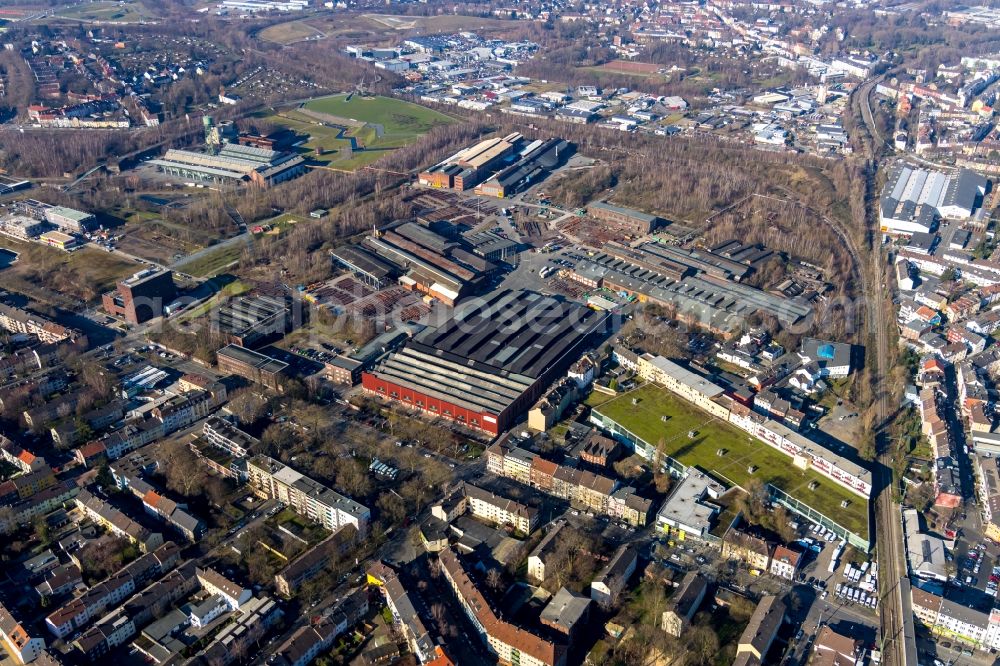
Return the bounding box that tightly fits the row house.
[722,528,773,573]
[73,563,198,661]
[45,541,179,638]
[463,482,540,535]
[0,436,46,473]
[486,439,623,516]
[111,453,205,542]
[74,490,164,553]
[0,601,45,663]
[910,586,1000,650]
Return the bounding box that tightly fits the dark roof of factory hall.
[408,290,606,379]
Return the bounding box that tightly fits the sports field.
[594,383,868,536]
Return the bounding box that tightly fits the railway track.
[853,76,917,666]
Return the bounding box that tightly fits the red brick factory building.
[102,269,177,324]
[361,290,609,436]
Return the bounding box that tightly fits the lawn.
[259,19,324,44]
[173,243,245,278]
[593,384,869,537]
[266,95,452,171]
[302,94,452,140]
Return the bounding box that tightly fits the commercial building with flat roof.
[474,138,573,198]
[246,455,370,537]
[904,509,948,582]
[419,133,521,190]
[363,290,608,435]
[566,243,808,335]
[654,470,726,541]
[216,344,288,391]
[587,201,662,235]
[880,164,989,235]
[38,230,76,251]
[44,205,94,234]
[212,295,290,348]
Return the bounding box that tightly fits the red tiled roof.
[439,548,564,666]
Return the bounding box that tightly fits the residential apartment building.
[661,572,708,638]
[0,481,79,534]
[74,490,164,553]
[367,562,440,663]
[0,303,81,344]
[591,543,638,607]
[527,521,566,583]
[735,596,786,664]
[635,354,730,419]
[268,589,368,666]
[46,571,136,638]
[110,453,205,542]
[72,564,198,661]
[246,456,370,537]
[910,586,1000,650]
[0,601,46,663]
[45,542,179,639]
[606,486,653,527]
[485,437,637,520]
[274,526,358,597]
[203,416,259,458]
[769,546,802,580]
[439,548,567,666]
[0,436,47,474]
[722,529,774,573]
[464,482,540,535]
[196,567,252,610]
[188,596,281,666]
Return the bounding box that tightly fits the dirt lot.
[598,60,661,74]
[0,235,140,307]
[117,218,213,265]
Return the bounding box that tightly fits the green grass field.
[302,94,452,139]
[265,95,452,171]
[175,244,244,278]
[594,384,868,537]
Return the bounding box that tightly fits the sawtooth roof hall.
[362,290,608,435]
